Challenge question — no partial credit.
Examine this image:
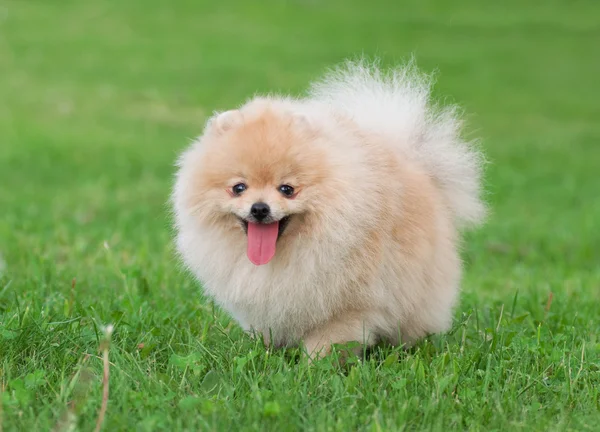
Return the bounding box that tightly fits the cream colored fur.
[172,60,485,357]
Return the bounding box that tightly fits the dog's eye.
[232,183,247,196]
[278,184,294,197]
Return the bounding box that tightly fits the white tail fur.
[308,59,486,227]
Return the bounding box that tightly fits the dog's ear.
[208,110,244,134]
[292,113,310,129]
[291,113,317,138]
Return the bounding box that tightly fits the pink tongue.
[247,221,279,265]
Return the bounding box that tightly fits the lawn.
[1,0,599,430]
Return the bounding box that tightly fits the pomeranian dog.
[172,60,485,358]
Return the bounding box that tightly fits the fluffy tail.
[308,59,486,228]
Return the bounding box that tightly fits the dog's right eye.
[232,183,247,196]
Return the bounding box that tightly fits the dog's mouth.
[238,216,291,238]
[237,216,291,266]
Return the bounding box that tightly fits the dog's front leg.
[302,312,377,361]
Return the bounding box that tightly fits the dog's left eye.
[278,184,294,197]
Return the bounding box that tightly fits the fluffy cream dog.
[172,60,485,357]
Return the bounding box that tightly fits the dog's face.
[177,103,334,265]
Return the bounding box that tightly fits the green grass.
[1,0,599,430]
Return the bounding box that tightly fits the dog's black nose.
[250,202,270,221]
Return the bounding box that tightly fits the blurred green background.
[1,1,599,430]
